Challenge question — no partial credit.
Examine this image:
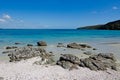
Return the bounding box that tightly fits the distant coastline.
[77,20,120,30]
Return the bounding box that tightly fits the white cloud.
[112,6,118,10]
[0,14,11,23]
[3,14,11,20]
[0,19,6,22]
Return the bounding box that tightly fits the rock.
[79,44,92,48]
[2,51,12,54]
[93,48,97,50]
[83,51,93,55]
[34,57,55,65]
[98,53,116,61]
[57,43,65,47]
[15,42,21,45]
[37,41,47,46]
[79,53,117,71]
[67,43,81,49]
[27,44,33,46]
[6,46,17,49]
[7,47,49,62]
[57,61,74,69]
[67,43,92,49]
[0,77,4,80]
[60,54,80,64]
[57,54,80,70]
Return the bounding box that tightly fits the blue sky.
[0,0,120,29]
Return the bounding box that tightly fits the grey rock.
[79,53,117,71]
[79,44,92,48]
[0,77,4,80]
[98,53,116,61]
[6,46,17,49]
[57,54,80,70]
[15,42,21,45]
[7,47,49,62]
[57,61,73,69]
[27,44,33,46]
[67,43,92,49]
[67,43,81,49]
[2,51,12,54]
[83,51,93,55]
[37,41,47,46]
[57,43,65,47]
[60,54,80,64]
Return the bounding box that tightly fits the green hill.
[77,20,120,30]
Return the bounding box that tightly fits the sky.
[0,0,120,29]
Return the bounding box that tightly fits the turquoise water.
[1,29,120,60]
[0,29,120,47]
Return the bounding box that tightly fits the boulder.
[37,41,47,46]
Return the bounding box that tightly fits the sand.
[0,43,120,80]
[0,57,120,80]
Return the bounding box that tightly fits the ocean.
[0,29,120,60]
[0,29,120,47]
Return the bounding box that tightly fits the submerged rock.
[83,51,93,55]
[57,43,65,47]
[37,41,47,46]
[27,44,33,46]
[6,46,17,49]
[67,43,81,49]
[15,42,21,45]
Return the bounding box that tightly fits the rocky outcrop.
[37,41,47,46]
[79,53,117,71]
[57,53,117,71]
[67,43,92,49]
[7,47,54,64]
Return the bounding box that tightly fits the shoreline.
[0,42,120,80]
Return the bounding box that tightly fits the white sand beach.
[0,57,120,80]
[0,42,120,80]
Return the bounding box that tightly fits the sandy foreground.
[0,57,120,80]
